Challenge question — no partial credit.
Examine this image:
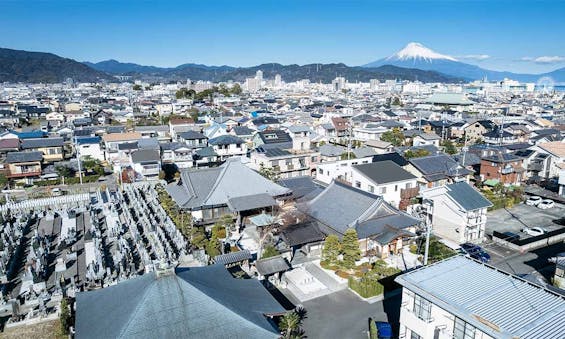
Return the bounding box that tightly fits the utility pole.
[423,202,432,266]
[75,136,83,185]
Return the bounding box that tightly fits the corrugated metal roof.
[396,255,565,339]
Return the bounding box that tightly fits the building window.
[355,181,361,188]
[318,168,324,175]
[556,267,564,278]
[413,294,431,322]
[453,317,476,339]
[395,185,398,192]
[380,187,387,194]
[406,183,412,189]
[368,185,374,193]
[410,331,422,339]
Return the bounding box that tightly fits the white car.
[537,199,554,209]
[521,227,546,237]
[525,196,542,206]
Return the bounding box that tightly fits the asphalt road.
[486,203,565,237]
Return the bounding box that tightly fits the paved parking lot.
[299,289,401,339]
[486,202,565,237]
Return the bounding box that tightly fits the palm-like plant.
[279,311,301,339]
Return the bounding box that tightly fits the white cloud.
[520,56,565,64]
[457,54,490,61]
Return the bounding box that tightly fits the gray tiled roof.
[255,256,291,276]
[395,255,565,339]
[75,265,283,339]
[214,250,253,265]
[227,193,276,212]
[178,130,207,140]
[5,151,43,163]
[208,134,244,145]
[354,160,416,184]
[131,149,160,163]
[21,137,64,149]
[445,182,492,211]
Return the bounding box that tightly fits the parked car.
[459,243,491,263]
[375,322,393,339]
[525,196,543,206]
[521,227,546,237]
[537,199,554,209]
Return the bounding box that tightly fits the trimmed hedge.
[348,276,384,298]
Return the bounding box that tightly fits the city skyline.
[0,0,564,73]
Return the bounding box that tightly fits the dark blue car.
[459,243,491,263]
[375,321,393,339]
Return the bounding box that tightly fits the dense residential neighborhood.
[0,69,564,339]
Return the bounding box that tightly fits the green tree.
[261,244,280,259]
[190,227,208,249]
[442,140,458,155]
[380,128,404,146]
[392,97,402,106]
[206,234,222,257]
[404,149,431,159]
[230,83,242,95]
[321,234,341,265]
[341,229,361,269]
[55,165,75,178]
[82,156,104,175]
[340,152,356,160]
[279,311,302,339]
[60,298,71,335]
[258,163,280,181]
[0,173,7,189]
[132,84,142,91]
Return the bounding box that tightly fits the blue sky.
[0,0,564,73]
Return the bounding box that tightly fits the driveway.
[300,289,401,339]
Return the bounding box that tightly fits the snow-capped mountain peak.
[387,42,457,62]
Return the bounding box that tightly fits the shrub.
[335,270,350,279]
[348,276,384,298]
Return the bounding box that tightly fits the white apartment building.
[316,156,373,185]
[395,255,565,339]
[420,182,492,244]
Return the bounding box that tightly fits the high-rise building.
[332,77,346,92]
[255,70,263,82]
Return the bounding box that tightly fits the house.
[253,130,293,150]
[75,265,285,339]
[316,156,372,185]
[177,130,208,149]
[409,154,472,188]
[300,181,420,259]
[483,128,518,145]
[463,120,495,141]
[413,133,441,147]
[250,116,280,130]
[166,158,290,225]
[350,160,418,208]
[528,141,565,179]
[102,132,142,165]
[21,137,64,163]
[0,138,20,159]
[421,182,492,244]
[249,148,319,179]
[169,116,195,139]
[130,149,161,180]
[480,151,525,185]
[208,135,247,160]
[5,151,43,182]
[230,126,255,143]
[204,122,227,140]
[395,255,565,339]
[364,140,394,154]
[76,136,103,161]
[331,117,349,137]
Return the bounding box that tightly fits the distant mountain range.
[364,42,565,83]
[0,48,113,83]
[85,59,462,83]
[2,45,563,84]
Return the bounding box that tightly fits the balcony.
[501,167,514,175]
[8,169,42,178]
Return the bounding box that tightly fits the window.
[410,331,422,339]
[380,187,387,194]
[406,182,412,189]
[355,181,361,188]
[318,168,324,175]
[453,317,476,339]
[395,185,398,192]
[556,267,564,278]
[368,185,374,193]
[413,294,431,322]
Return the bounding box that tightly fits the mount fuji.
[364,42,564,82]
